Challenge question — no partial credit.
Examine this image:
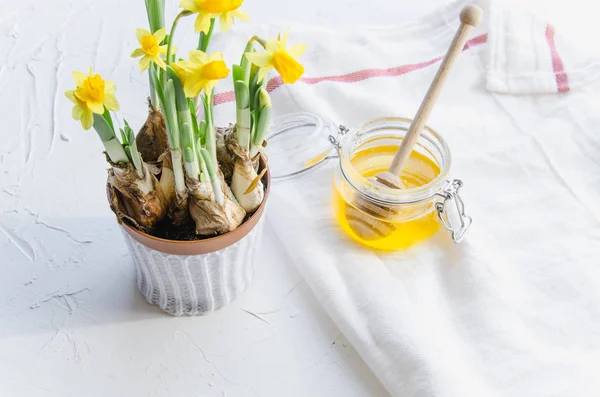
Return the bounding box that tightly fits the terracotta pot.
[116,157,270,316]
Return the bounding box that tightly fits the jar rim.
[339,117,452,205]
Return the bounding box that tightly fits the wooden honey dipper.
[346,5,482,241]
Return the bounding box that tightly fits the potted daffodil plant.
[65,0,306,316]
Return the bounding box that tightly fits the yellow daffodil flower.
[65,69,119,130]
[173,51,230,97]
[245,30,306,84]
[180,0,250,34]
[65,90,94,130]
[131,28,170,71]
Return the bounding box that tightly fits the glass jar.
[267,113,472,251]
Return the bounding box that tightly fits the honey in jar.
[333,145,441,250]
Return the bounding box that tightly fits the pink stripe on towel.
[545,24,570,93]
[214,33,488,105]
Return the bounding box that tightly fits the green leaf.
[163,79,180,149]
[183,147,195,163]
[196,139,209,182]
[102,108,115,135]
[232,65,243,82]
[145,0,165,35]
[250,109,257,142]
[201,94,211,124]
[198,19,215,52]
[253,85,262,115]
[251,63,259,81]
[124,120,143,174]
[234,80,250,109]
[198,120,207,143]
[241,46,254,83]
[249,67,259,105]
[188,98,200,138]
[119,128,128,146]
[150,65,165,106]
[200,148,216,177]
[93,113,115,142]
[168,68,193,150]
[180,122,194,151]
[167,66,188,112]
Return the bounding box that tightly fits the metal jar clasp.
[435,179,472,243]
[328,125,349,152]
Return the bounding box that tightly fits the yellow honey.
[333,145,441,250]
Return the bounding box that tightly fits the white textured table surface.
[0,1,596,396]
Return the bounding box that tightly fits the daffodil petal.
[180,0,199,12]
[73,89,86,103]
[154,56,167,70]
[257,67,270,83]
[183,74,204,98]
[202,60,229,80]
[88,100,105,114]
[232,9,250,22]
[204,80,217,96]
[131,48,145,58]
[158,45,169,55]
[280,29,290,48]
[189,50,209,64]
[104,80,116,95]
[245,51,272,67]
[208,51,224,62]
[265,38,278,53]
[219,13,234,32]
[153,27,167,43]
[139,55,152,72]
[172,62,188,85]
[73,71,87,86]
[72,104,83,120]
[81,109,94,130]
[136,28,151,42]
[103,94,120,111]
[173,60,197,75]
[65,90,77,103]
[194,13,212,34]
[272,51,304,84]
[287,43,307,58]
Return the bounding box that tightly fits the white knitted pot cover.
[122,219,264,316]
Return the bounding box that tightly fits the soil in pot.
[143,210,258,241]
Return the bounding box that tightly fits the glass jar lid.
[265,112,341,180]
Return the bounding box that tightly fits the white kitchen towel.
[486,0,600,93]
[212,0,600,396]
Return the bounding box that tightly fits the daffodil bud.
[254,89,271,148]
[259,88,271,109]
